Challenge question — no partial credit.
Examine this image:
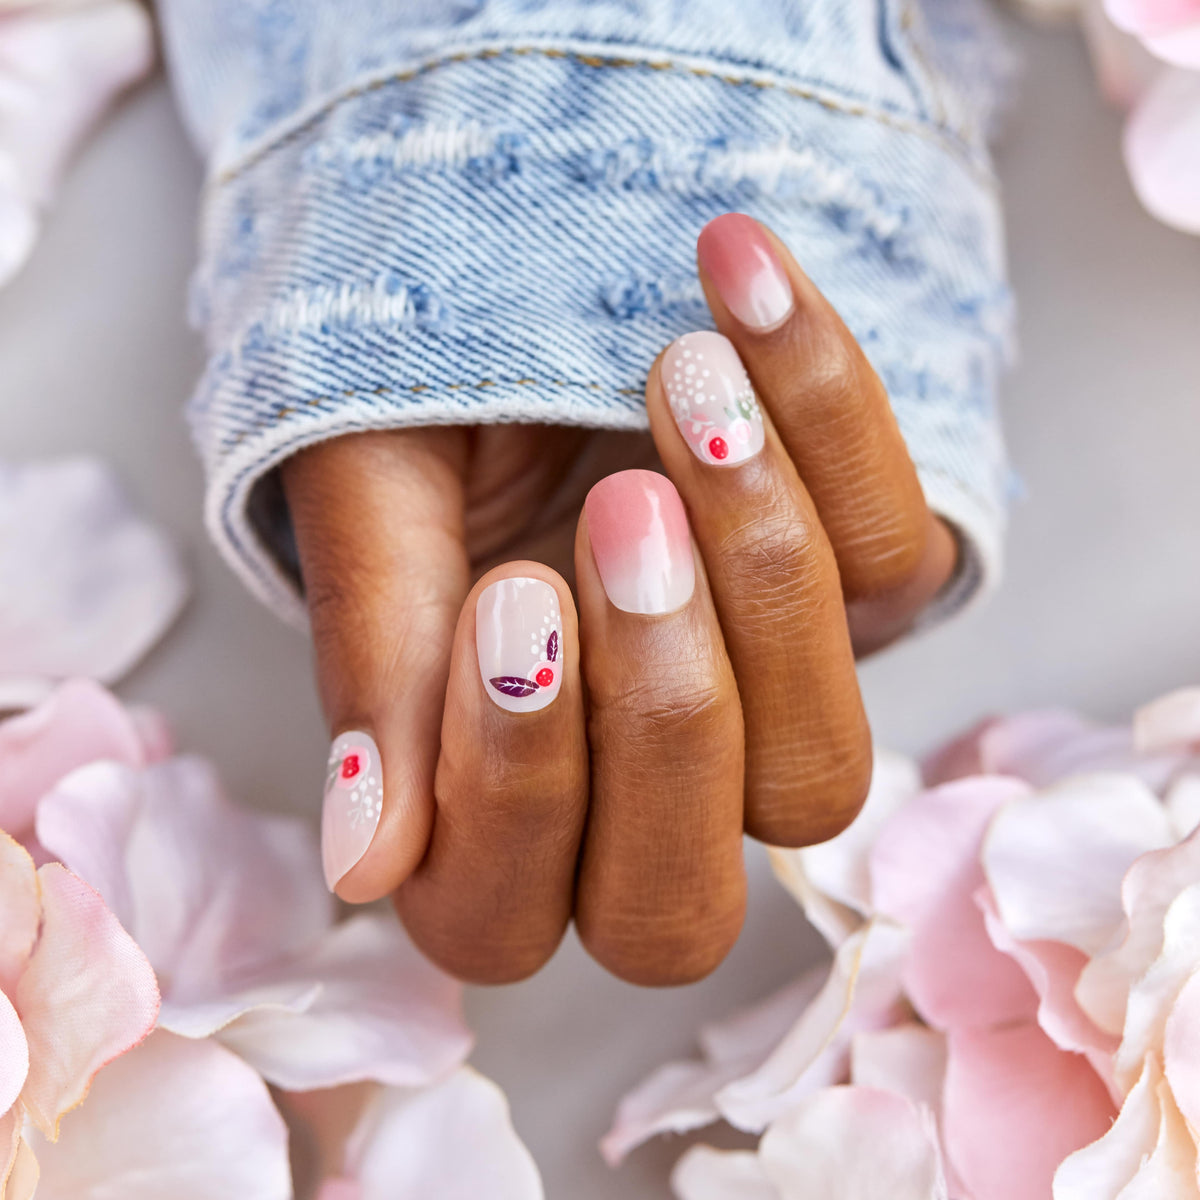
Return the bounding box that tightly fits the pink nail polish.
[321,730,383,890]
[585,470,695,615]
[662,331,765,466]
[697,213,795,331]
[477,578,564,713]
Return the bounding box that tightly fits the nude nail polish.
[584,470,695,615]
[697,212,795,331]
[662,331,765,466]
[321,731,383,890]
[477,578,564,713]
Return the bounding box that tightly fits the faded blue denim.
[158,0,1015,628]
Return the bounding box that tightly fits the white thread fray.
[315,120,499,172]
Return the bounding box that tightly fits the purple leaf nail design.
[547,629,559,663]
[490,676,540,698]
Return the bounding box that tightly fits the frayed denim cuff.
[182,40,1013,630]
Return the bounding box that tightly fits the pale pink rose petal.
[343,1068,542,1200]
[1115,883,1200,1091]
[1106,0,1200,36]
[0,5,154,288]
[1162,968,1200,1133]
[770,750,921,946]
[715,921,909,1132]
[37,757,333,995]
[1165,773,1200,839]
[850,1025,947,1113]
[0,678,159,841]
[943,1024,1117,1200]
[208,915,471,1091]
[1125,68,1200,235]
[869,777,1036,1030]
[0,1105,20,1190]
[0,460,187,708]
[4,1126,37,1200]
[0,990,28,1117]
[1142,23,1200,67]
[30,1031,290,1200]
[759,1087,947,1200]
[1135,688,1200,754]
[1116,1080,1200,1199]
[1082,0,1165,107]
[15,863,159,1139]
[602,971,824,1165]
[672,1146,782,1200]
[0,833,39,996]
[1076,827,1200,1036]
[983,773,1173,955]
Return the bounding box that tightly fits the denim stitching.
[212,43,992,190]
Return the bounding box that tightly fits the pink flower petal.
[208,916,471,1091]
[0,459,186,704]
[672,1147,782,1200]
[1142,22,1200,66]
[869,777,1036,1030]
[1082,0,1165,108]
[1125,68,1200,235]
[2,1118,38,1200]
[943,1024,1116,1200]
[1076,827,1200,1036]
[344,1068,542,1200]
[759,1087,947,1200]
[1115,1079,1200,1198]
[1166,773,1200,838]
[1106,0,1200,38]
[1115,883,1200,1090]
[602,971,824,1165]
[1054,1054,1162,1199]
[976,889,1118,1098]
[30,1031,290,1200]
[983,773,1173,955]
[37,757,333,996]
[715,921,909,1132]
[0,833,39,997]
[0,990,28,1118]
[771,751,921,947]
[0,679,158,841]
[850,1025,947,1113]
[1163,968,1200,1134]
[16,863,159,1138]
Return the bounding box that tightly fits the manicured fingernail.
[321,731,383,890]
[697,213,795,331]
[662,331,765,466]
[477,578,564,712]
[585,470,695,615]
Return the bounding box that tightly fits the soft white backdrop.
[1,19,1197,1198]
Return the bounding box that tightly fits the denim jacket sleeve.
[157,0,1014,630]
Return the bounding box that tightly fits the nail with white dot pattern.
[321,730,384,890]
[476,577,564,713]
[662,331,765,467]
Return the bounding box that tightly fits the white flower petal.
[671,1146,782,1200]
[212,915,471,1092]
[0,460,187,697]
[1165,773,1200,840]
[602,971,823,1165]
[1162,964,1200,1131]
[850,1024,947,1112]
[1077,829,1200,1036]
[759,1087,947,1200]
[1134,688,1200,754]
[1124,67,1200,235]
[346,1068,542,1200]
[715,921,908,1132]
[1113,1079,1200,1198]
[30,1031,290,1200]
[1054,1055,1163,1200]
[983,773,1173,955]
[1115,884,1200,1091]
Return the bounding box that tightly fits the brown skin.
[282,218,957,987]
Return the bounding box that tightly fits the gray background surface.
[1,19,1197,1198]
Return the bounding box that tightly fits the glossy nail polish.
[662,331,765,466]
[477,577,564,712]
[697,212,795,331]
[585,470,695,615]
[321,730,383,890]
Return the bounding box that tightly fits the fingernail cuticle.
[477,578,564,713]
[663,332,765,467]
[321,730,383,890]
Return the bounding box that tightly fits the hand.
[282,214,957,985]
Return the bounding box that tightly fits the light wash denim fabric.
[158,0,1015,629]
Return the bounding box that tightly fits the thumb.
[282,427,470,902]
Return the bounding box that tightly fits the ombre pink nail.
[698,213,795,331]
[585,470,695,615]
[321,730,383,890]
